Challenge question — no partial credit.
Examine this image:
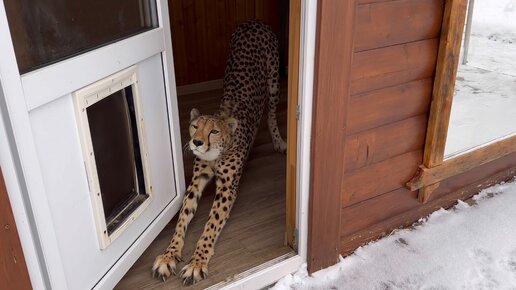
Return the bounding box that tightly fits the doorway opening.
[117,0,300,288]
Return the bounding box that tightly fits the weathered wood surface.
[408,135,516,191]
[423,0,468,168]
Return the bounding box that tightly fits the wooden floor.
[115,82,290,289]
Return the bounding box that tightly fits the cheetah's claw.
[179,260,209,285]
[152,253,183,281]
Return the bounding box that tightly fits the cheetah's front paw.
[179,260,209,285]
[152,253,183,281]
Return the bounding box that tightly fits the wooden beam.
[418,182,440,203]
[422,0,468,168]
[285,0,301,249]
[308,0,356,273]
[408,134,516,192]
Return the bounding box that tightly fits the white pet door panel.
[74,67,152,249]
[2,0,184,288]
[26,55,180,289]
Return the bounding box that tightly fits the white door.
[0,1,184,289]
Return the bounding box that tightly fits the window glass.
[445,0,516,157]
[4,0,157,73]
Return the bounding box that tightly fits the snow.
[444,0,516,157]
[271,179,516,290]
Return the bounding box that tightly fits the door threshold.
[207,251,302,290]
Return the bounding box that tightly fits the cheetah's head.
[188,108,238,161]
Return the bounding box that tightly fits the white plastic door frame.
[0,0,186,289]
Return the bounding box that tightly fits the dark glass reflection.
[87,87,148,235]
[4,0,157,73]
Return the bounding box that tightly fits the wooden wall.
[168,0,287,86]
[0,168,32,290]
[309,0,516,272]
[339,0,443,253]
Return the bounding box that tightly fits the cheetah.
[152,21,286,285]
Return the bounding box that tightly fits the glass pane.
[4,0,157,73]
[87,86,148,235]
[444,0,516,157]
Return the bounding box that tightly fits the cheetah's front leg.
[152,158,214,281]
[180,164,241,285]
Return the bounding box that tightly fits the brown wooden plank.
[358,0,394,4]
[341,187,418,238]
[351,38,439,95]
[345,115,427,173]
[429,151,516,201]
[285,0,301,249]
[0,169,32,290]
[347,78,432,135]
[341,150,422,207]
[408,135,516,191]
[308,0,356,273]
[340,164,516,255]
[423,0,468,168]
[355,0,444,52]
[169,0,188,85]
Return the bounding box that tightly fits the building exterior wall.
[339,0,443,254]
[309,0,516,272]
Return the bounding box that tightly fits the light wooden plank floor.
[115,82,290,289]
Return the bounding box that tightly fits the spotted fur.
[152,21,286,285]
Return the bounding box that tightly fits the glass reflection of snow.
[445,0,516,157]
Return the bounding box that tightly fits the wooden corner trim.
[308,0,357,273]
[407,135,516,194]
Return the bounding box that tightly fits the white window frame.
[73,66,152,249]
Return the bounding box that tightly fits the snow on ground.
[271,179,516,290]
[444,0,516,157]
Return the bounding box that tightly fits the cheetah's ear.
[190,108,200,121]
[226,117,238,133]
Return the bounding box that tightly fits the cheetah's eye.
[210,129,220,134]
[191,124,198,129]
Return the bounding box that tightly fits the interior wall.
[168,0,288,86]
[310,0,516,272]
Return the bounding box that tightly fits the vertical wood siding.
[168,0,284,86]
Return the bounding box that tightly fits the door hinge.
[296,105,301,121]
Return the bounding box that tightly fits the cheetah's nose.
[193,139,204,147]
